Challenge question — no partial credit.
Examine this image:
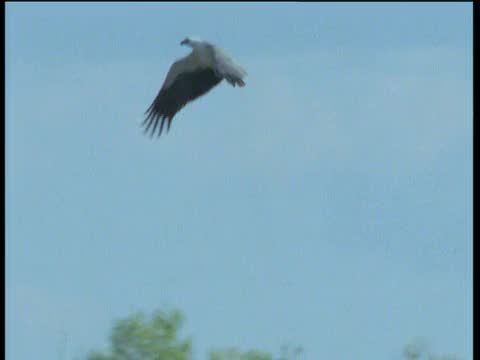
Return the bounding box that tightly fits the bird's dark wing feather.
[143,68,223,137]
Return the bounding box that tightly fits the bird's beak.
[180,39,187,46]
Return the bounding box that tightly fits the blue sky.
[6,3,472,359]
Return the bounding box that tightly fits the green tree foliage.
[86,307,461,360]
[402,338,460,360]
[87,309,191,360]
[87,307,303,360]
[209,344,303,360]
[209,348,273,360]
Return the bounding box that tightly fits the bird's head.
[180,36,202,47]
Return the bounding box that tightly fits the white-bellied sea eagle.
[143,37,247,137]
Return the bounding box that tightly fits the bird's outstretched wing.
[143,58,223,137]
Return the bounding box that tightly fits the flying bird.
[143,37,247,137]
